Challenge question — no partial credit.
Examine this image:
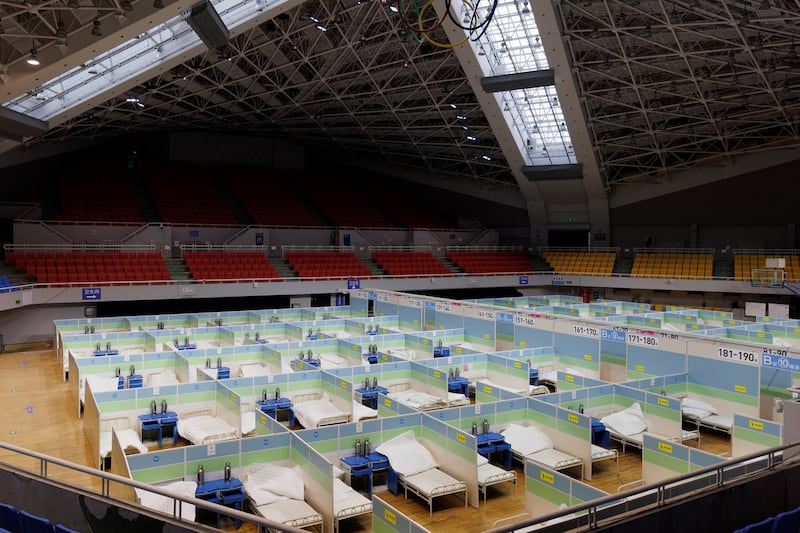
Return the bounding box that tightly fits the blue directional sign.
[347,279,360,290]
[761,353,800,372]
[82,287,102,301]
[601,328,626,342]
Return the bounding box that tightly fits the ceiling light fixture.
[26,49,40,66]
[389,3,399,12]
[316,24,327,31]
[91,18,102,36]
[153,0,164,7]
[55,20,67,39]
[481,155,492,160]
[121,0,133,10]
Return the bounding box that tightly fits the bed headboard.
[387,382,411,394]
[536,364,554,374]
[178,406,215,419]
[293,392,322,405]
[100,416,131,433]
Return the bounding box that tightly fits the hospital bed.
[98,416,148,470]
[680,397,734,435]
[176,408,240,445]
[599,403,699,452]
[500,423,584,479]
[333,478,372,533]
[243,463,323,532]
[292,392,350,428]
[477,457,517,504]
[386,384,469,411]
[238,363,271,378]
[376,430,468,516]
[135,480,198,522]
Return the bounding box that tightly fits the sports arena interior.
[0,0,799,532]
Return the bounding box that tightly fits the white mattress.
[242,411,256,435]
[177,415,239,445]
[239,363,271,378]
[591,444,617,461]
[319,353,349,370]
[100,428,148,458]
[292,394,349,428]
[254,498,322,527]
[404,468,466,496]
[477,462,515,485]
[527,448,582,471]
[145,370,180,388]
[333,478,372,517]
[700,414,733,431]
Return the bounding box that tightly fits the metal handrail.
[483,442,800,533]
[0,440,307,533]
[631,247,715,254]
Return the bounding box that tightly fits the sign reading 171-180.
[717,345,759,365]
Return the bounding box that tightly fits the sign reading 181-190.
[717,345,760,365]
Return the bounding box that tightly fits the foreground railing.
[0,441,307,533]
[486,442,800,532]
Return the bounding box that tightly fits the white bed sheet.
[477,462,515,486]
[387,389,448,410]
[333,478,372,519]
[135,480,197,522]
[82,374,122,403]
[320,353,349,369]
[176,415,239,445]
[352,401,378,422]
[100,428,148,459]
[254,499,322,529]
[239,363,271,378]
[145,370,180,388]
[403,468,466,497]
[292,393,350,428]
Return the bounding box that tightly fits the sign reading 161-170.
[573,325,599,337]
[717,346,760,365]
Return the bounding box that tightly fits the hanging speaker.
[186,0,230,49]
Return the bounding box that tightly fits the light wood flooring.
[0,346,733,532]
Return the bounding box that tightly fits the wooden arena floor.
[0,346,733,533]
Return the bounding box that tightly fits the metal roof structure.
[0,0,798,230]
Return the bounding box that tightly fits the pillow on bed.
[477,454,489,466]
[681,398,717,418]
[246,463,305,501]
[602,403,647,437]
[375,430,437,476]
[500,424,552,456]
[145,371,179,388]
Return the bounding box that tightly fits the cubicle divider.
[732,414,783,457]
[625,336,687,380]
[126,313,199,332]
[419,414,480,508]
[194,310,261,327]
[615,385,682,442]
[222,322,299,345]
[552,320,601,379]
[622,373,689,397]
[641,434,724,485]
[512,310,555,350]
[420,353,530,397]
[371,497,431,533]
[473,381,526,402]
[685,337,761,418]
[527,398,593,480]
[55,316,131,337]
[61,330,154,379]
[307,304,352,320]
[70,349,179,417]
[460,304,500,351]
[523,461,607,519]
[290,433,336,533]
[320,371,355,415]
[406,328,467,356]
[396,296,423,332]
